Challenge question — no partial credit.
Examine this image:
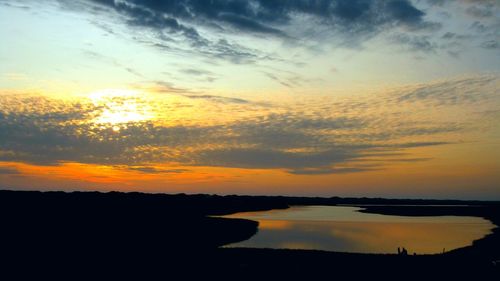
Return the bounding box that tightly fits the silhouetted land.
[0,190,498,279]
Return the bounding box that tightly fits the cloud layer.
[49,0,496,65]
[1,75,497,174]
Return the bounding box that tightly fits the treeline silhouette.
[0,190,289,252]
[0,190,498,279]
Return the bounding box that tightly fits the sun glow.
[88,89,155,127]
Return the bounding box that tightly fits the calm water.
[221,206,495,254]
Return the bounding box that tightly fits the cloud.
[0,95,391,169]
[0,1,30,10]
[216,13,287,37]
[181,94,249,104]
[394,76,498,105]
[289,166,380,175]
[355,157,433,163]
[83,50,144,78]
[181,68,214,76]
[179,68,218,82]
[480,40,499,50]
[470,21,489,33]
[390,34,437,53]
[390,142,451,148]
[0,166,19,175]
[385,0,424,24]
[441,32,470,43]
[263,72,293,88]
[127,166,189,174]
[150,81,250,104]
[89,0,434,33]
[195,147,362,170]
[424,0,448,7]
[54,0,444,61]
[466,5,494,18]
[148,81,193,94]
[0,75,497,174]
[201,39,261,64]
[5,0,498,67]
[349,127,461,142]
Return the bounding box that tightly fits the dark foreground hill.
[0,190,498,279]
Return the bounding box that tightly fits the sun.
[88,89,154,129]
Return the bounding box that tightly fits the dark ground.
[0,190,498,279]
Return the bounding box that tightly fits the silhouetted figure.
[398,247,408,256]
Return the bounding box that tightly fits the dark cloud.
[349,126,461,142]
[289,166,380,175]
[184,94,248,104]
[8,0,499,64]
[75,0,440,59]
[1,74,496,174]
[181,68,214,76]
[180,68,218,82]
[390,141,451,148]
[470,21,489,33]
[127,166,189,174]
[385,0,424,24]
[390,34,437,53]
[0,95,455,173]
[425,0,447,6]
[0,1,30,9]
[92,0,432,31]
[216,13,287,36]
[260,67,320,88]
[441,32,469,40]
[225,114,367,150]
[480,40,499,50]
[195,146,364,170]
[355,157,433,163]
[203,39,260,64]
[0,167,19,175]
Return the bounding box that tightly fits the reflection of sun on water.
[88,89,154,131]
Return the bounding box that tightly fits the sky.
[0,0,499,199]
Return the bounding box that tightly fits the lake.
[221,205,495,254]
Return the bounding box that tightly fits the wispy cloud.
[51,0,450,62]
[394,75,498,105]
[127,166,189,174]
[289,166,382,175]
[149,81,251,104]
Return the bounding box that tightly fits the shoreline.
[1,190,498,278]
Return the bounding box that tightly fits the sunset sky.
[0,0,499,199]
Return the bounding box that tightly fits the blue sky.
[1,0,498,95]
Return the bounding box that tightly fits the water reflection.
[222,206,494,254]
